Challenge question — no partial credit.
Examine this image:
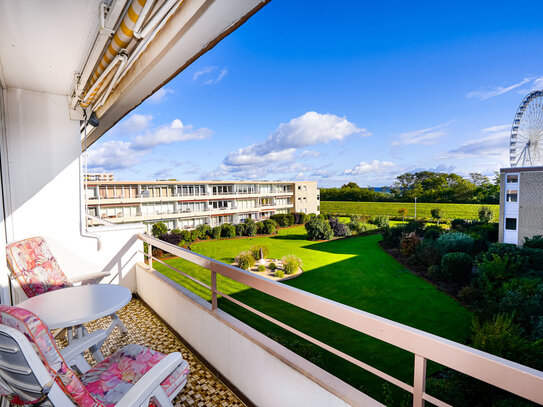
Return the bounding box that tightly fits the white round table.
[17,284,131,329]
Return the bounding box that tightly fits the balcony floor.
[56,298,245,407]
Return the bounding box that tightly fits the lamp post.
[414,197,417,219]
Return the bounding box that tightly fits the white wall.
[136,265,382,407]
[0,88,142,303]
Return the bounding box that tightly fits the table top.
[17,284,132,329]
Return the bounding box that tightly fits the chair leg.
[111,312,127,334]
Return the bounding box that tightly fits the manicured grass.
[154,227,472,403]
[322,201,499,220]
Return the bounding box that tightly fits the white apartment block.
[84,172,114,182]
[86,180,319,232]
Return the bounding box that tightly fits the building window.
[505,218,517,231]
[298,186,301,190]
[303,186,307,191]
[506,174,518,183]
[506,190,518,203]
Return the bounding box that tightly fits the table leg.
[110,312,126,334]
[81,325,105,363]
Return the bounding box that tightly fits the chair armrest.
[68,271,111,284]
[115,353,185,407]
[60,329,107,362]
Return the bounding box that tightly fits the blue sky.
[88,0,543,187]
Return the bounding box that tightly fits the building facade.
[499,167,543,245]
[84,172,114,182]
[86,180,319,232]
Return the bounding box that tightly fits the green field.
[154,226,472,402]
[322,201,499,220]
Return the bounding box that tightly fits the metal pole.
[414,197,417,219]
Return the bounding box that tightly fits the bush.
[235,251,255,270]
[151,222,167,237]
[285,214,295,226]
[270,214,293,227]
[256,221,265,234]
[293,212,308,224]
[414,240,442,267]
[523,235,543,249]
[235,223,246,237]
[261,219,277,235]
[269,262,277,270]
[282,254,302,274]
[211,226,221,239]
[428,264,441,278]
[180,230,191,242]
[431,208,444,225]
[423,225,442,240]
[190,229,201,242]
[305,217,333,240]
[381,226,405,249]
[275,269,285,278]
[404,219,425,235]
[250,245,269,260]
[450,219,469,232]
[196,224,211,238]
[221,223,235,238]
[244,218,257,236]
[478,206,494,223]
[436,232,474,254]
[369,215,389,228]
[159,233,182,246]
[440,252,473,283]
[257,265,266,272]
[400,232,421,257]
[347,220,373,234]
[329,217,350,237]
[171,229,181,235]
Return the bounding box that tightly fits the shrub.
[211,226,221,239]
[450,219,469,232]
[369,215,389,228]
[305,217,333,240]
[428,264,441,278]
[196,224,211,238]
[257,265,266,272]
[440,252,473,283]
[285,214,295,226]
[269,262,277,270]
[404,219,425,235]
[190,229,200,242]
[329,217,350,237]
[436,232,474,254]
[235,251,255,270]
[256,221,265,234]
[275,269,285,278]
[235,223,246,237]
[159,233,182,246]
[347,220,373,235]
[293,212,308,224]
[262,219,277,235]
[400,232,421,257]
[398,208,408,221]
[151,222,167,237]
[431,208,444,225]
[221,223,236,239]
[180,230,191,242]
[478,206,494,223]
[414,240,442,267]
[171,229,181,235]
[244,218,257,236]
[250,244,269,260]
[381,226,405,249]
[523,235,543,249]
[271,214,289,227]
[282,254,302,274]
[423,225,442,240]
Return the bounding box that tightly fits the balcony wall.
[136,263,380,407]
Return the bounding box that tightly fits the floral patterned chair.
[0,305,189,406]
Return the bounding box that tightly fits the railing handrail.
[137,233,543,406]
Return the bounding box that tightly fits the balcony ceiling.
[0,0,102,95]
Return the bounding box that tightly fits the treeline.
[320,171,500,204]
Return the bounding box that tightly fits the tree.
[151,222,167,237]
[305,217,333,240]
[431,208,444,225]
[341,182,360,189]
[398,208,408,221]
[244,218,257,236]
[478,206,493,223]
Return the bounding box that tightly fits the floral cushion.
[6,237,72,298]
[0,306,100,406]
[81,344,190,406]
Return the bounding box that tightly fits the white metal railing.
[137,234,543,407]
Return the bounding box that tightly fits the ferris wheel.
[510,90,543,167]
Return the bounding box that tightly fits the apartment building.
[86,180,319,232]
[499,167,543,245]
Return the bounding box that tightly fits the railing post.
[413,354,426,407]
[210,264,218,311]
[147,242,152,271]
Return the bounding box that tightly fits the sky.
[88,0,543,187]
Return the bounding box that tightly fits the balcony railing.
[137,233,543,407]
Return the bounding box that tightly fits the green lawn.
[154,227,472,403]
[322,201,499,220]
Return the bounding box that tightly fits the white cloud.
[193,66,228,85]
[133,119,211,150]
[147,88,174,104]
[440,125,510,159]
[467,77,533,100]
[118,114,153,134]
[343,160,395,175]
[217,111,367,179]
[300,150,321,158]
[391,121,452,146]
[87,141,143,171]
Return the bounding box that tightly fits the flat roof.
[86,180,317,186]
[500,166,543,173]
